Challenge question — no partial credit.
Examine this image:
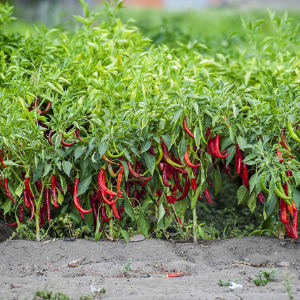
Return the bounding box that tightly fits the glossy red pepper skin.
[6,204,24,227]
[287,170,292,177]
[207,177,214,186]
[60,133,76,147]
[280,198,289,224]
[191,178,197,192]
[44,188,51,223]
[242,162,249,190]
[100,189,118,205]
[212,135,230,159]
[127,162,152,181]
[27,190,35,222]
[162,163,171,187]
[74,128,83,142]
[292,209,299,239]
[35,179,42,193]
[284,221,295,238]
[203,187,213,205]
[224,163,235,179]
[184,145,201,168]
[276,141,283,163]
[234,143,242,174]
[48,128,55,145]
[73,177,93,214]
[257,191,265,204]
[98,169,123,198]
[54,177,64,194]
[51,175,59,208]
[40,102,51,115]
[173,167,183,192]
[126,182,131,197]
[24,177,34,204]
[4,178,16,204]
[111,202,121,219]
[0,146,7,168]
[283,182,294,215]
[177,176,190,201]
[117,165,124,195]
[100,205,112,222]
[135,161,141,175]
[183,116,194,138]
[149,145,156,155]
[90,195,97,231]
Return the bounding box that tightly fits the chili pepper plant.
[1,1,300,242]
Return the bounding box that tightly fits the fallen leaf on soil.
[232,260,269,267]
[66,257,85,268]
[68,264,78,268]
[10,284,22,289]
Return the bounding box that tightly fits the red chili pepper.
[292,209,299,239]
[162,163,171,187]
[184,145,201,168]
[35,179,42,193]
[135,161,141,175]
[223,163,235,179]
[51,175,59,208]
[242,162,249,190]
[276,141,283,163]
[41,200,46,228]
[100,188,118,206]
[55,176,64,194]
[183,116,194,138]
[132,186,138,208]
[283,182,294,215]
[284,221,295,238]
[207,177,214,186]
[98,169,123,198]
[6,204,24,227]
[177,176,190,201]
[90,195,98,231]
[4,178,15,204]
[132,180,148,187]
[171,185,177,204]
[191,178,197,192]
[48,128,55,146]
[212,135,230,159]
[208,137,215,156]
[212,157,218,170]
[0,146,7,168]
[173,167,183,193]
[117,165,124,195]
[24,177,34,203]
[74,129,83,141]
[40,102,51,115]
[161,141,185,170]
[127,162,152,181]
[111,202,121,219]
[73,177,92,214]
[203,187,213,205]
[126,182,131,197]
[193,161,200,179]
[257,191,265,204]
[100,205,112,222]
[280,198,289,224]
[60,133,76,147]
[27,190,35,222]
[287,170,292,177]
[22,188,30,211]
[234,143,242,174]
[44,188,51,223]
[149,144,156,155]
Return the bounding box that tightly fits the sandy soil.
[0,236,299,300]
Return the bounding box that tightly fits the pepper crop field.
[1,0,300,246]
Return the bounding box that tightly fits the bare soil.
[0,235,299,300]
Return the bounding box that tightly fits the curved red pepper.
[234,143,242,174]
[111,202,121,219]
[100,205,112,222]
[207,177,214,186]
[242,162,249,190]
[44,188,51,223]
[162,163,171,187]
[51,175,59,208]
[127,162,152,181]
[191,178,197,192]
[6,204,24,227]
[48,128,55,146]
[177,175,190,201]
[4,178,15,204]
[40,102,51,115]
[117,164,124,195]
[101,189,118,205]
[203,187,213,205]
[183,116,194,138]
[184,145,201,168]
[173,167,183,192]
[149,145,156,155]
[0,146,7,168]
[284,221,294,238]
[24,177,34,203]
[212,135,230,159]
[60,133,76,147]
[126,182,131,197]
[73,177,92,214]
[292,209,299,239]
[257,191,265,204]
[98,169,123,198]
[280,198,289,224]
[74,129,83,142]
[224,163,235,179]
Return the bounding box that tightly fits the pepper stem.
[192,205,197,243]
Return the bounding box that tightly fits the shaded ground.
[0,236,299,300]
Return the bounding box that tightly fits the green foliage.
[253,268,279,286]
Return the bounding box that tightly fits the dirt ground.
[0,235,299,300]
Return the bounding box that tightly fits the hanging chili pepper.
[242,162,249,190]
[60,133,76,147]
[102,154,119,166]
[173,167,183,192]
[44,188,51,223]
[276,141,283,163]
[284,221,294,239]
[191,178,197,192]
[160,142,184,169]
[35,179,42,193]
[6,204,24,227]
[203,187,213,205]
[287,170,292,177]
[74,128,83,141]
[127,162,152,181]
[275,183,292,204]
[257,191,265,204]
[100,189,118,206]
[0,146,7,168]
[183,116,194,139]
[212,135,230,159]
[126,182,131,197]
[234,143,242,174]
[24,177,34,204]
[184,145,201,168]
[223,163,235,179]
[135,161,141,175]
[111,202,121,220]
[133,187,138,208]
[73,176,92,214]
[280,198,289,224]
[292,209,299,239]
[107,163,120,177]
[4,178,15,204]
[40,102,51,115]
[162,163,171,187]
[100,205,112,222]
[177,175,190,201]
[117,164,124,195]
[280,127,292,154]
[98,169,123,198]
[149,144,156,155]
[51,175,59,208]
[22,188,30,209]
[54,176,64,194]
[48,128,55,145]
[132,180,148,187]
[27,190,35,222]
[207,177,214,186]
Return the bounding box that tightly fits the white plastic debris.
[229,282,243,290]
[90,283,103,293]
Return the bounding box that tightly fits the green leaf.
[162,134,172,150]
[3,199,12,215]
[265,193,276,218]
[225,145,236,165]
[178,138,187,162]
[237,185,250,205]
[138,206,150,238]
[69,213,80,223]
[59,175,67,195]
[193,103,199,115]
[141,140,151,153]
[157,203,165,230]
[249,172,258,193]
[57,189,64,205]
[243,153,258,163]
[237,136,247,149]
[120,160,129,181]
[15,183,23,197]
[77,176,92,196]
[292,188,300,209]
[33,164,44,183]
[247,192,256,213]
[141,152,155,175]
[171,108,183,124]
[211,168,222,195]
[191,184,202,209]
[43,164,52,178]
[174,198,188,217]
[74,145,86,160]
[62,161,72,177]
[124,192,135,221]
[120,229,129,243]
[55,149,66,158]
[194,126,201,148]
[98,142,108,158]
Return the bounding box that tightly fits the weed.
[253,268,278,286]
[217,277,238,287]
[283,271,294,300]
[122,258,133,274]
